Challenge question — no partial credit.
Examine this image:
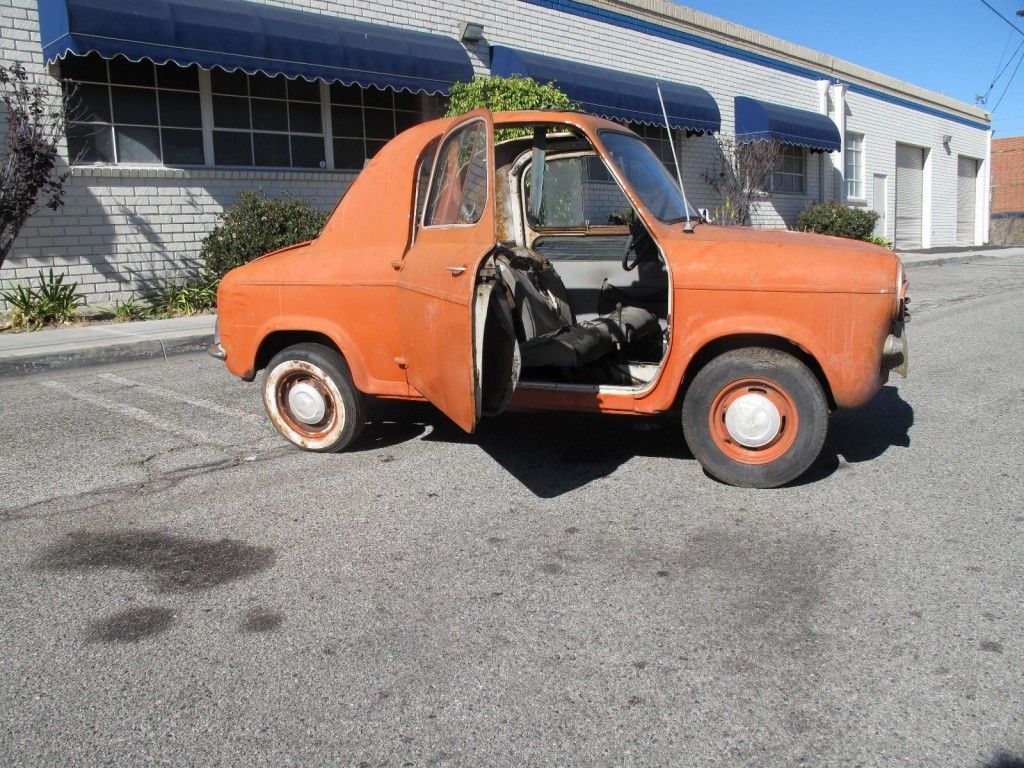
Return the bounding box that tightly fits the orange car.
[213,109,908,488]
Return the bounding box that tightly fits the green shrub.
[446,76,579,141]
[113,298,146,322]
[865,234,893,249]
[1,269,82,329]
[200,190,328,279]
[795,201,879,241]
[146,273,219,317]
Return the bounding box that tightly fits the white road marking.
[44,380,221,445]
[97,372,265,426]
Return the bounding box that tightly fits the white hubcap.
[287,381,327,424]
[724,392,782,448]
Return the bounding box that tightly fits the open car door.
[397,109,498,432]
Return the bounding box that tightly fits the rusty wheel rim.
[272,364,340,442]
[708,377,799,465]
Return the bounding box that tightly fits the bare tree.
[0,63,72,271]
[701,135,783,226]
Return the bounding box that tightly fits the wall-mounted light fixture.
[942,134,953,148]
[458,21,484,43]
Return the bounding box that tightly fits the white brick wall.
[0,0,991,307]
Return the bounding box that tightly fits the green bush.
[795,201,879,242]
[446,76,579,141]
[1,269,82,329]
[200,190,328,279]
[146,273,219,317]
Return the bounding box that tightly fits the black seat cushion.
[521,305,659,369]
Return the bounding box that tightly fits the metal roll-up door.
[956,156,979,246]
[894,143,924,250]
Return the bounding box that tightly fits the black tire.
[262,342,364,453]
[682,348,828,488]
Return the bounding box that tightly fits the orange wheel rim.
[708,377,799,465]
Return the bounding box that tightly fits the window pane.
[331,105,364,138]
[157,63,199,91]
[288,78,320,103]
[68,123,114,163]
[291,135,325,168]
[210,68,248,95]
[213,131,252,165]
[59,52,108,83]
[250,72,286,99]
[330,83,362,105]
[333,138,365,169]
[161,128,204,165]
[108,57,154,87]
[393,90,419,111]
[289,101,322,133]
[425,120,487,226]
[366,140,387,159]
[362,88,393,109]
[395,110,419,134]
[158,90,202,127]
[111,87,158,124]
[253,132,290,166]
[364,108,394,139]
[251,98,288,131]
[115,125,161,163]
[213,95,251,129]
[67,83,111,123]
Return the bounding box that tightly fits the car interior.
[492,127,671,390]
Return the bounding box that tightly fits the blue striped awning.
[489,46,720,134]
[37,0,474,94]
[734,96,841,152]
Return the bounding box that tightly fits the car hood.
[662,225,899,294]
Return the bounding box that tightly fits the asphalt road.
[1,255,1022,767]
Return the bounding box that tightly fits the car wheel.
[682,348,828,488]
[263,343,364,452]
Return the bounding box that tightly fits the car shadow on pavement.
[356,400,689,498]
[797,385,914,485]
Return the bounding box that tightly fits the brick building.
[992,136,1024,214]
[1,0,993,306]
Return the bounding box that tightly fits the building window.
[845,132,864,199]
[60,53,204,166]
[771,145,806,194]
[331,85,444,170]
[627,123,681,175]
[210,70,325,168]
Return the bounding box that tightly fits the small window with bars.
[61,53,204,166]
[771,145,807,195]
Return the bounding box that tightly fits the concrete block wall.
[1,0,992,308]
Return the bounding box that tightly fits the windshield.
[599,130,696,224]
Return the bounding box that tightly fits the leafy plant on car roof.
[446,76,580,141]
[1,268,82,329]
[200,190,328,279]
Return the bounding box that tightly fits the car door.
[397,110,496,432]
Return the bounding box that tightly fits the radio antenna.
[656,82,695,232]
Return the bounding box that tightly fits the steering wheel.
[622,236,640,272]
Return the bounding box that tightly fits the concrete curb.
[0,332,213,378]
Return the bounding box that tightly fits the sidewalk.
[0,314,215,377]
[1,245,1021,378]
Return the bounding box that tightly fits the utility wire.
[977,0,1024,35]
[979,37,1024,103]
[992,45,1024,111]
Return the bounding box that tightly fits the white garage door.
[956,156,979,246]
[894,143,924,250]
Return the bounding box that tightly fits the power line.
[979,36,1024,103]
[978,0,1024,35]
[992,45,1024,111]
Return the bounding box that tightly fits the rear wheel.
[682,348,827,488]
[263,343,364,452]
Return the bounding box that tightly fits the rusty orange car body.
[214,109,909,488]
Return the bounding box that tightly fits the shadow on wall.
[1,167,352,305]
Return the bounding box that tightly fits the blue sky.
[674,0,1024,137]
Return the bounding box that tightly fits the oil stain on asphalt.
[86,606,176,643]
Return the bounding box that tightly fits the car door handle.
[446,266,466,276]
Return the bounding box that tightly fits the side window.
[424,119,488,227]
[413,138,439,232]
[525,154,631,228]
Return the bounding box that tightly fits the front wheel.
[682,348,828,488]
[263,343,364,452]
